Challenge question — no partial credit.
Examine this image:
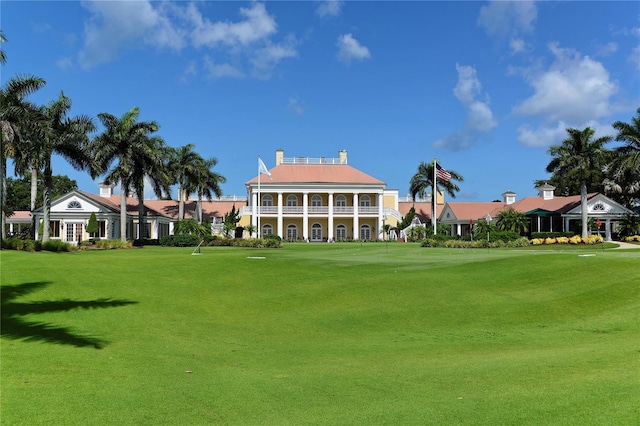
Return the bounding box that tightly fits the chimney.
[339,149,348,164]
[276,149,284,165]
[536,183,555,200]
[502,190,516,205]
[99,182,115,197]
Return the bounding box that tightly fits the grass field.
[1,243,639,425]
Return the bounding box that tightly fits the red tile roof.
[246,164,384,185]
[398,202,445,222]
[444,202,505,221]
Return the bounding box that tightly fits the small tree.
[495,207,529,235]
[86,212,99,237]
[223,205,240,238]
[244,224,257,239]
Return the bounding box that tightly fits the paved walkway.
[612,241,640,249]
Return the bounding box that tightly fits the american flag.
[436,162,451,182]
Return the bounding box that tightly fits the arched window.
[262,194,273,207]
[286,194,298,206]
[311,195,322,207]
[360,195,371,207]
[311,223,322,241]
[336,224,347,241]
[335,195,347,207]
[360,224,371,241]
[262,224,273,237]
[67,200,82,209]
[286,224,298,240]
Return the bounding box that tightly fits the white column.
[251,191,258,233]
[277,192,283,238]
[353,193,359,240]
[378,192,384,240]
[303,192,309,241]
[605,219,612,241]
[328,192,334,242]
[456,223,461,236]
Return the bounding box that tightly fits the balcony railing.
[241,206,381,216]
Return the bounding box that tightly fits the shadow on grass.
[1,282,137,349]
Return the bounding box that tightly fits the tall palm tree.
[93,107,160,243]
[127,134,172,242]
[605,108,640,207]
[546,127,612,238]
[190,156,226,224]
[0,74,46,245]
[39,92,95,242]
[166,144,202,220]
[409,160,463,232]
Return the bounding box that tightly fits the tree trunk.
[137,184,145,245]
[30,164,38,239]
[0,155,6,248]
[580,181,588,239]
[42,160,52,242]
[178,186,185,220]
[120,189,127,243]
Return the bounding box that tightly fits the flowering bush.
[624,235,640,242]
[529,234,604,246]
[583,235,603,245]
[569,235,583,244]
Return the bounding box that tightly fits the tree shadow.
[1,282,137,349]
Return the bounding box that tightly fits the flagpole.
[433,158,437,235]
[257,156,261,239]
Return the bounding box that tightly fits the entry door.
[311,223,322,241]
[66,222,83,244]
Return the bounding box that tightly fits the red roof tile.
[246,164,384,185]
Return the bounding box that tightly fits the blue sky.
[2,1,639,202]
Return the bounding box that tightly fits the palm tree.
[128,134,172,242]
[166,144,202,220]
[546,127,612,238]
[93,107,161,243]
[190,156,226,224]
[495,207,528,235]
[0,74,46,245]
[409,160,463,233]
[39,92,96,242]
[605,108,640,207]
[0,30,7,65]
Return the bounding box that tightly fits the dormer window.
[67,200,82,209]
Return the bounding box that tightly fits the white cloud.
[478,1,537,38]
[337,34,371,64]
[287,96,305,115]
[76,2,297,78]
[630,45,640,71]
[189,3,277,48]
[453,64,482,104]
[316,0,344,18]
[513,43,618,123]
[203,56,244,79]
[517,119,615,148]
[516,121,568,148]
[251,35,299,71]
[509,38,527,54]
[433,64,496,151]
[78,0,185,69]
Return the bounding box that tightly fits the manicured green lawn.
[2,243,639,425]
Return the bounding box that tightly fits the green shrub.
[42,240,73,252]
[159,234,200,247]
